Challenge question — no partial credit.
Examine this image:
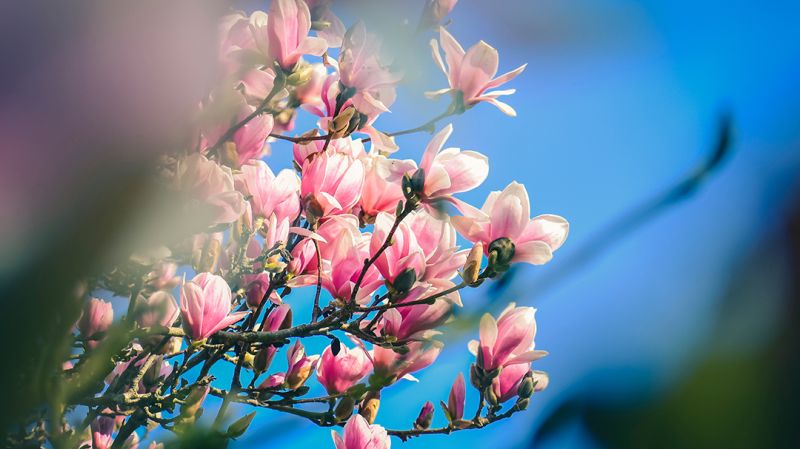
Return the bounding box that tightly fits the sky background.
[222,0,800,448]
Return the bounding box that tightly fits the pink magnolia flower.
[293,136,365,168]
[266,0,327,69]
[378,281,459,341]
[491,362,530,403]
[174,153,246,225]
[179,273,248,341]
[407,211,468,282]
[78,298,113,349]
[319,223,383,304]
[468,303,547,372]
[316,342,372,394]
[218,12,257,74]
[418,124,488,201]
[202,98,273,167]
[332,414,391,449]
[338,22,401,117]
[252,304,292,372]
[91,416,115,449]
[285,340,320,389]
[135,291,179,329]
[451,182,569,265]
[371,340,443,383]
[240,67,277,101]
[293,63,328,106]
[414,401,434,429]
[301,150,364,216]
[358,153,417,220]
[235,160,301,223]
[371,212,426,287]
[446,372,466,421]
[258,372,286,389]
[306,0,346,48]
[429,28,526,116]
[146,262,181,291]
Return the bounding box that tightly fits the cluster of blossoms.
[45,1,569,448]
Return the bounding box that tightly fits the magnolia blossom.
[418,124,488,201]
[91,416,115,449]
[218,12,257,74]
[469,303,547,372]
[78,298,113,349]
[145,262,181,291]
[407,210,468,281]
[371,340,443,383]
[338,22,401,117]
[415,401,435,429]
[236,160,301,223]
[420,0,459,29]
[179,273,248,340]
[316,342,372,394]
[452,182,569,265]
[174,153,246,225]
[371,212,426,287]
[378,281,458,341]
[253,304,292,372]
[293,63,328,106]
[285,340,320,389]
[301,150,364,216]
[358,153,417,220]
[202,98,273,167]
[135,291,179,329]
[293,136,365,168]
[491,362,530,403]
[266,0,327,69]
[306,0,346,47]
[446,372,466,421]
[331,414,391,449]
[429,28,526,116]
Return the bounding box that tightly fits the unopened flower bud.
[303,195,324,227]
[286,63,314,87]
[334,396,356,422]
[462,242,483,285]
[414,401,434,429]
[488,237,515,273]
[359,391,381,424]
[485,387,499,407]
[517,373,535,399]
[515,397,530,411]
[470,363,483,389]
[390,268,417,297]
[180,384,209,419]
[532,370,549,393]
[330,106,357,138]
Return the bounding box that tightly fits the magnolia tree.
[26,1,570,448]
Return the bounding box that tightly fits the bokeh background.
[2,0,799,448]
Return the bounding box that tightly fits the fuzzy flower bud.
[414,401,434,430]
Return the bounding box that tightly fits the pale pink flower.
[468,303,547,372]
[266,0,327,69]
[202,98,273,166]
[331,414,391,449]
[179,273,248,340]
[418,124,488,201]
[240,67,277,101]
[293,136,365,168]
[429,28,526,116]
[316,342,372,394]
[451,181,569,265]
[320,225,382,304]
[135,291,179,329]
[285,340,320,389]
[146,262,180,291]
[218,12,257,74]
[358,153,417,220]
[293,63,328,106]
[78,298,113,349]
[371,340,443,383]
[338,22,401,117]
[491,362,530,403]
[407,210,468,282]
[371,212,427,287]
[306,0,346,48]
[91,416,115,449]
[379,281,459,341]
[235,160,301,223]
[174,154,246,225]
[301,151,364,216]
[446,372,466,421]
[258,372,287,389]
